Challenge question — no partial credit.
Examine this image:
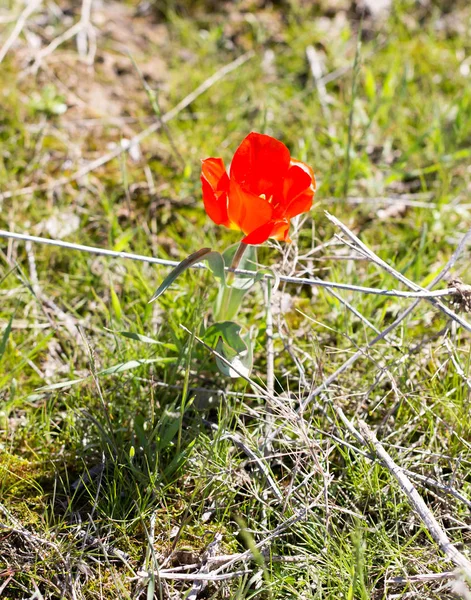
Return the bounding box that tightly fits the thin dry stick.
[136,570,249,582]
[210,497,324,577]
[0,230,458,299]
[304,303,417,404]
[326,401,471,510]
[305,223,471,402]
[264,279,275,397]
[0,0,43,64]
[158,553,310,572]
[1,245,84,348]
[179,325,272,401]
[445,338,471,391]
[0,51,254,201]
[182,323,323,479]
[359,420,471,581]
[386,572,456,584]
[306,45,329,116]
[0,503,63,557]
[186,533,223,600]
[324,284,381,334]
[262,279,276,456]
[204,420,283,502]
[326,212,471,333]
[29,0,94,72]
[29,20,84,72]
[77,0,94,61]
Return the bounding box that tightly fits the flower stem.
[226,242,248,286]
[213,242,249,322]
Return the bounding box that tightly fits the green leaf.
[37,377,88,391]
[110,284,123,320]
[183,163,192,179]
[156,414,181,451]
[113,229,135,252]
[148,247,212,303]
[162,437,196,478]
[205,321,247,354]
[37,357,175,391]
[205,251,225,284]
[205,321,253,379]
[215,333,253,379]
[117,331,177,350]
[213,245,263,321]
[99,358,173,376]
[147,578,155,600]
[224,243,262,290]
[222,243,258,284]
[213,272,266,321]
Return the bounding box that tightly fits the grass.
[1,0,471,598]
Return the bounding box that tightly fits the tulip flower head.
[201,132,316,245]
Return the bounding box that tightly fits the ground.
[1,0,471,598]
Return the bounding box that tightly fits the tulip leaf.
[223,243,257,273]
[222,243,261,290]
[205,321,253,379]
[205,321,247,354]
[215,332,253,379]
[231,270,266,291]
[213,244,264,321]
[205,250,225,284]
[148,247,213,303]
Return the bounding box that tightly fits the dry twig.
[326,212,471,332]
[386,571,456,584]
[0,0,43,64]
[359,420,471,582]
[0,230,460,299]
[186,533,223,600]
[305,221,471,401]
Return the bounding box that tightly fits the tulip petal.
[201,178,230,226]
[242,221,275,245]
[270,219,291,242]
[283,163,314,204]
[283,161,316,219]
[290,159,315,183]
[231,132,290,197]
[285,189,314,219]
[201,157,229,191]
[228,179,273,235]
[201,158,230,226]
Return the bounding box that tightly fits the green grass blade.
[0,314,14,361]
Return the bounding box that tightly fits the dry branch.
[305,221,471,401]
[386,571,456,584]
[358,420,471,581]
[0,0,43,64]
[326,211,471,333]
[0,229,460,299]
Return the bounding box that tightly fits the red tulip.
[201,132,316,245]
